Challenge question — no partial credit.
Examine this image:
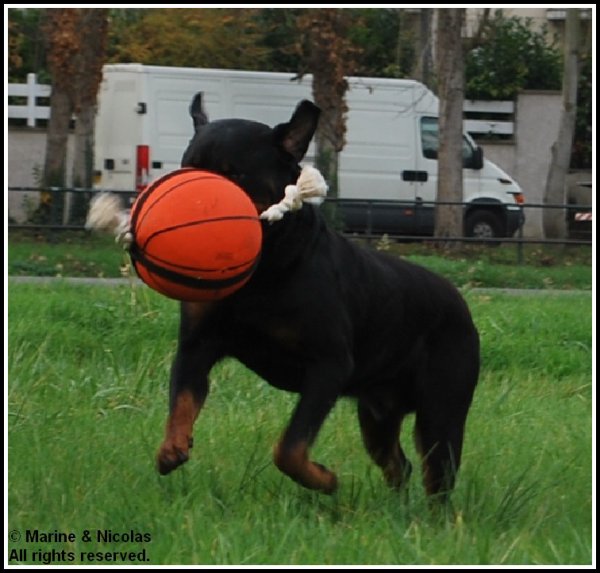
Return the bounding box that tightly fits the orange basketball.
[129,168,262,302]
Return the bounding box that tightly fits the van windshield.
[420,116,475,162]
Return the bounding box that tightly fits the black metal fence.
[7,186,592,263]
[8,187,138,231]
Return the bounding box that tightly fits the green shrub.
[465,11,561,100]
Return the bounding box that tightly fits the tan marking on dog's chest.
[181,300,217,326]
[263,322,302,353]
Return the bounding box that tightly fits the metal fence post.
[26,73,37,128]
[517,216,524,265]
[366,201,373,245]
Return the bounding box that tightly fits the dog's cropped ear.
[273,100,320,162]
[190,92,209,133]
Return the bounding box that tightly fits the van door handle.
[402,170,428,182]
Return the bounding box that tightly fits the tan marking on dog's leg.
[273,441,338,494]
[157,389,204,475]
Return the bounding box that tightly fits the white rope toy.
[85,166,328,247]
[259,165,328,222]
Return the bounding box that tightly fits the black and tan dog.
[155,97,480,499]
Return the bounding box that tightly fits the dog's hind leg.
[414,412,468,500]
[157,302,222,475]
[357,399,412,490]
[414,329,479,500]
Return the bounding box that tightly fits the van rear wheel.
[465,209,504,244]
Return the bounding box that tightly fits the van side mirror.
[465,146,483,170]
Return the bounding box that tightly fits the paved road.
[8,276,143,287]
[7,275,592,296]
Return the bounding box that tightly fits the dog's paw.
[310,461,338,494]
[274,442,338,494]
[383,459,412,491]
[156,437,193,475]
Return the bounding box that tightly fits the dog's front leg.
[157,302,221,475]
[273,363,348,494]
[156,348,208,475]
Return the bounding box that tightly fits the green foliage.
[8,8,49,82]
[465,11,562,100]
[249,8,411,78]
[107,8,270,70]
[5,9,578,95]
[253,9,302,72]
[348,9,413,78]
[572,49,592,169]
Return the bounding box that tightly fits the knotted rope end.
[259,166,328,222]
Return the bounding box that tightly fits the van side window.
[421,117,439,159]
[420,116,475,163]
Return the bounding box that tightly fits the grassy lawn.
[7,232,130,279]
[7,282,593,565]
[6,229,594,290]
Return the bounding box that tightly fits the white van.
[94,63,525,238]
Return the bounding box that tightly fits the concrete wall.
[514,91,563,237]
[481,90,565,238]
[7,128,75,223]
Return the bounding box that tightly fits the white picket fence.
[7,73,52,127]
[463,99,515,138]
[8,73,515,138]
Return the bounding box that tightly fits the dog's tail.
[85,193,132,248]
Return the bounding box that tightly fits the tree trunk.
[434,8,465,248]
[41,87,72,223]
[68,104,97,223]
[40,8,79,224]
[72,105,96,189]
[312,71,345,197]
[412,8,434,88]
[543,9,580,239]
[69,9,108,224]
[297,9,355,199]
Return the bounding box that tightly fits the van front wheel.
[465,209,504,243]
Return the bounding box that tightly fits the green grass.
[8,231,128,278]
[7,282,592,565]
[7,229,593,290]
